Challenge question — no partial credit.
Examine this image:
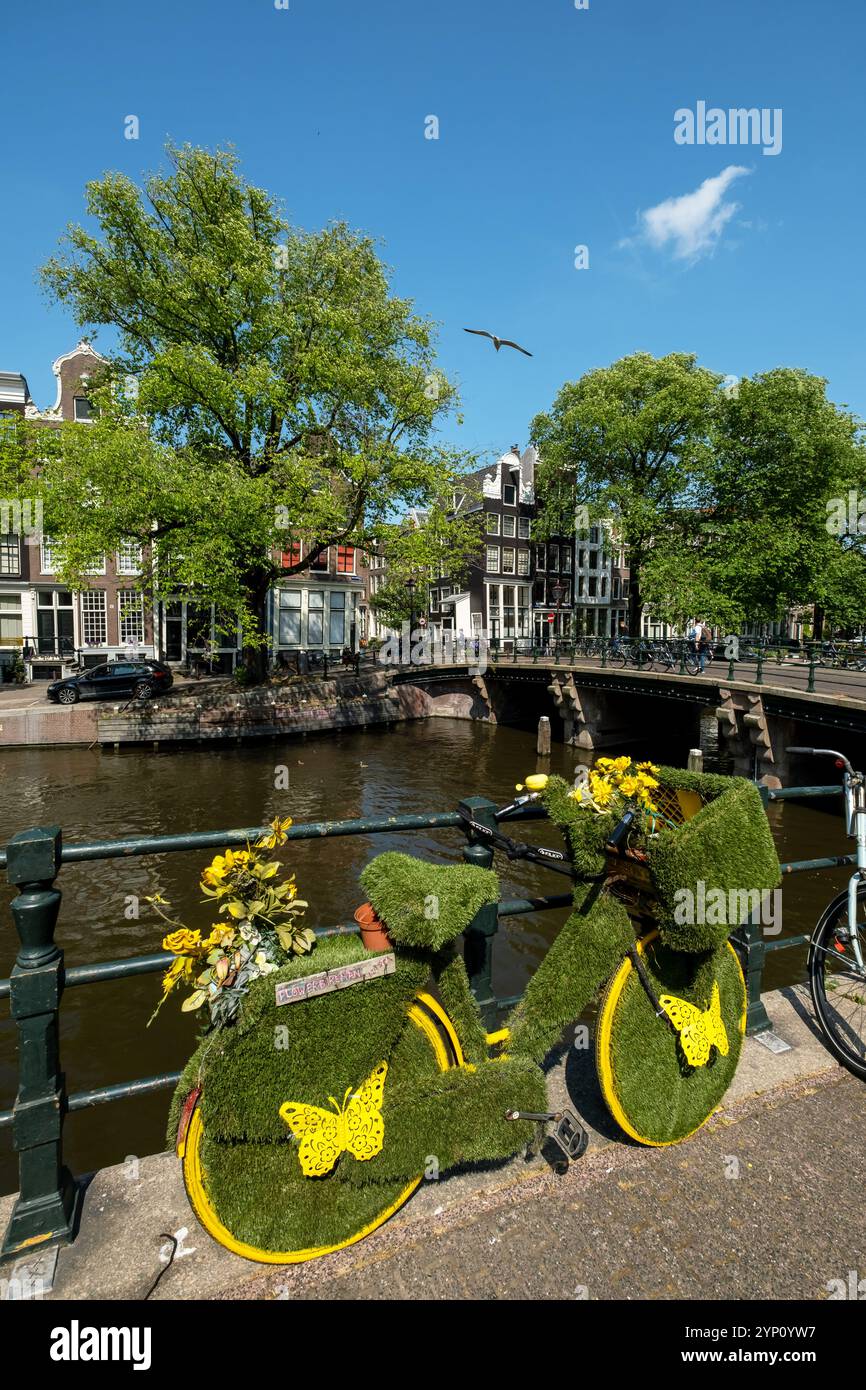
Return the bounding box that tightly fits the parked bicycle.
[787,746,866,1080]
[173,762,780,1262]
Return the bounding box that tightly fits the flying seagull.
[463,328,532,357]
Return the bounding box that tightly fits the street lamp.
[551,579,565,649]
[406,577,416,646]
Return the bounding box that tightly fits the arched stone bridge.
[393,654,866,787]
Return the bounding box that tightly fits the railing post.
[2,826,81,1261]
[458,797,500,1029]
[807,651,816,694]
[739,913,772,1035]
[755,649,764,685]
[601,638,607,669]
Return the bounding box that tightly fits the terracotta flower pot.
[353,903,392,953]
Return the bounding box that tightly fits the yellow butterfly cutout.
[279,1060,387,1178]
[658,981,729,1069]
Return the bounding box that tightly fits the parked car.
[47,660,174,705]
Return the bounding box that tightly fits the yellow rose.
[162,928,203,955]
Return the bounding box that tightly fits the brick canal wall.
[0,670,437,749]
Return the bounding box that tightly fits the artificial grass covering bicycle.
[164,764,780,1262]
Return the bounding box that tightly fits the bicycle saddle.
[360,853,498,951]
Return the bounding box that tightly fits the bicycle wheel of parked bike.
[179,990,463,1263]
[595,932,746,1146]
[808,887,866,1081]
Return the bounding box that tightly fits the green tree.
[530,353,721,632]
[28,143,473,676]
[368,488,482,631]
[698,369,866,631]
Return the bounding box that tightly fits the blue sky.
[2,0,864,465]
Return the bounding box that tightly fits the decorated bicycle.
[158,757,781,1263]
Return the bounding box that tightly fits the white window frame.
[517,550,530,576]
[117,541,143,576]
[485,545,500,574]
[0,533,20,576]
[502,515,516,538]
[0,592,24,645]
[40,536,62,575]
[486,513,500,535]
[502,547,515,575]
[118,590,145,645]
[81,590,108,647]
[518,517,531,540]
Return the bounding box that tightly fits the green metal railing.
[0,781,849,1259]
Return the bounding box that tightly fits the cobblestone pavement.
[240,1071,866,1301]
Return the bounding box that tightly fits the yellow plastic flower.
[162,928,204,955]
[257,816,293,849]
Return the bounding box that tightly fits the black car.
[47,660,174,705]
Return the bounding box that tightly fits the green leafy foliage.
[8,143,480,672]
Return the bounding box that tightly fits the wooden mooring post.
[687,747,703,773]
[537,716,551,756]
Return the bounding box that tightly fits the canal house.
[0,343,158,683]
[270,541,365,665]
[430,445,575,650]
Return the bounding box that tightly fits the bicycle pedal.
[551,1110,589,1161]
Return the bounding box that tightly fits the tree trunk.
[628,563,642,637]
[240,569,272,685]
[813,603,825,641]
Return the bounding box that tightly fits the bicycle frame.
[788,746,866,973]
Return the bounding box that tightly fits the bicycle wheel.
[808,888,866,1081]
[180,990,463,1263]
[596,932,746,1146]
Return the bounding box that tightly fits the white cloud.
[623,166,751,262]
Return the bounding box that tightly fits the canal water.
[0,719,852,1193]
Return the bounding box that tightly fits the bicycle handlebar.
[786,746,854,773]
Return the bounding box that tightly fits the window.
[117,541,143,575]
[589,551,598,570]
[502,548,515,575]
[0,594,23,643]
[281,542,302,569]
[517,550,530,576]
[485,545,500,573]
[547,544,559,572]
[118,591,145,645]
[440,585,451,600]
[601,576,608,598]
[336,546,355,574]
[73,396,95,421]
[0,534,20,576]
[84,555,107,576]
[518,517,531,540]
[329,591,346,644]
[41,536,62,574]
[562,548,572,573]
[613,577,621,599]
[502,484,516,506]
[278,589,302,645]
[535,544,546,571]
[307,590,324,644]
[81,590,108,646]
[502,515,516,538]
[590,527,599,545]
[486,513,500,535]
[588,576,597,598]
[578,549,586,568]
[622,580,629,598]
[578,575,586,597]
[308,549,329,573]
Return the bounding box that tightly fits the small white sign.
[275,952,396,1006]
[752,1028,792,1054]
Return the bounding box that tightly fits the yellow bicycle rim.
[182,992,459,1263]
[596,933,746,1148]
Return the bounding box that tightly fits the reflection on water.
[0,719,852,1190]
